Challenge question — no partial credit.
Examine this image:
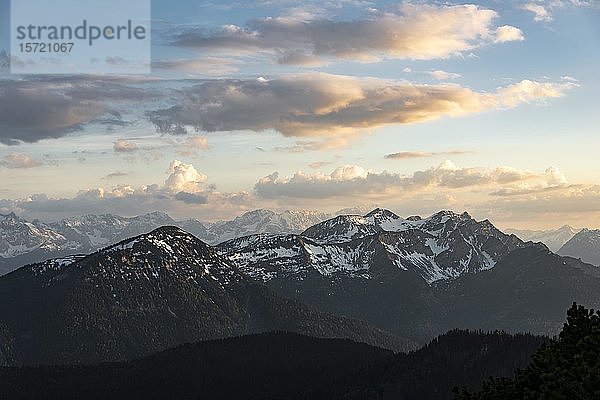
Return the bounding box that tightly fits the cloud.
[174,191,209,204]
[0,160,251,221]
[0,78,154,145]
[521,3,553,22]
[496,79,575,107]
[254,161,543,199]
[490,166,570,196]
[113,139,139,153]
[561,75,579,83]
[428,70,462,80]
[0,153,43,169]
[153,57,239,76]
[101,171,129,179]
[172,3,524,64]
[477,177,600,227]
[487,184,600,215]
[517,1,599,23]
[494,25,525,43]
[308,161,332,169]
[385,150,472,159]
[2,160,598,227]
[385,151,433,159]
[175,136,210,156]
[102,171,129,179]
[274,135,364,152]
[403,68,462,80]
[149,73,575,141]
[0,81,102,145]
[545,165,568,186]
[185,137,211,150]
[164,160,208,193]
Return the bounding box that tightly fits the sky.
[0,0,599,229]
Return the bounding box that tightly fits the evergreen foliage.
[454,303,600,400]
[0,329,545,400]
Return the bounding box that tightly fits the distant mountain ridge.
[505,225,580,252]
[558,228,600,266]
[4,208,595,276]
[201,209,330,244]
[0,213,78,258]
[0,209,330,275]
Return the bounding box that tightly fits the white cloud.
[254,161,545,199]
[496,79,576,107]
[490,166,570,196]
[330,165,369,180]
[545,166,568,186]
[2,162,599,228]
[495,25,525,43]
[150,73,576,143]
[478,182,600,228]
[0,161,251,221]
[164,160,208,193]
[517,0,599,24]
[385,150,472,159]
[428,70,462,80]
[176,136,210,156]
[0,153,43,169]
[403,68,462,80]
[113,139,139,153]
[173,3,524,64]
[561,75,579,82]
[308,161,332,169]
[521,3,553,21]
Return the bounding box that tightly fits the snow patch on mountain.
[0,209,330,275]
[1,213,76,258]
[220,209,525,285]
[31,255,86,276]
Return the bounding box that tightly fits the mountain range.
[218,209,600,343]
[1,207,599,364]
[3,209,597,277]
[0,209,329,275]
[505,225,580,252]
[220,208,525,285]
[0,226,411,366]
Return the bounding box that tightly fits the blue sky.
[0,0,599,228]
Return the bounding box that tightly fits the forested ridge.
[454,303,600,400]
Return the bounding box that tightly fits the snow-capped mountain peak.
[1,213,73,260]
[220,209,525,285]
[30,226,241,290]
[301,214,379,243]
[0,209,331,275]
[364,208,404,229]
[205,209,330,244]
